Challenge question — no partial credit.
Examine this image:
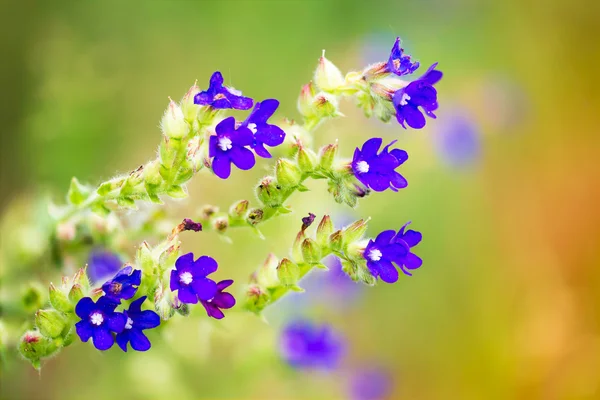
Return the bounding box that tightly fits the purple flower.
[101,266,142,303]
[87,249,122,285]
[170,253,218,304]
[364,230,408,283]
[393,222,423,276]
[386,37,420,77]
[393,63,443,129]
[209,116,256,179]
[301,212,316,231]
[279,320,345,370]
[241,99,286,158]
[201,279,236,319]
[194,71,253,110]
[349,367,393,400]
[352,137,408,192]
[75,296,126,351]
[115,296,160,352]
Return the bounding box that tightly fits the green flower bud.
[181,81,201,123]
[312,92,342,118]
[301,238,321,264]
[161,98,189,139]
[21,282,46,313]
[144,160,163,187]
[247,208,264,225]
[97,177,124,196]
[316,215,334,248]
[292,231,305,263]
[166,185,188,199]
[276,159,302,188]
[62,328,76,347]
[68,284,84,304]
[137,241,156,275]
[297,81,316,116]
[67,177,91,206]
[229,200,249,219]
[329,230,343,252]
[19,330,49,369]
[277,258,300,287]
[72,267,90,290]
[173,299,190,317]
[314,51,345,92]
[296,144,317,173]
[49,283,73,314]
[211,216,229,233]
[319,142,338,170]
[35,309,67,339]
[159,136,183,170]
[256,176,283,207]
[256,253,280,289]
[245,285,270,314]
[154,283,175,321]
[342,219,369,247]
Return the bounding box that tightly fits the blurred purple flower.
[352,138,409,192]
[194,71,253,110]
[279,319,345,370]
[209,116,256,179]
[240,99,286,158]
[101,266,141,303]
[434,110,480,168]
[87,249,122,285]
[349,366,393,400]
[75,296,126,351]
[116,296,160,352]
[201,279,236,320]
[170,253,218,304]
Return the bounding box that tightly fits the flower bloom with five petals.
[115,296,161,352]
[75,296,127,351]
[201,279,236,319]
[170,253,218,304]
[209,116,256,179]
[352,137,408,192]
[393,63,443,129]
[240,99,286,158]
[101,266,142,303]
[194,71,253,110]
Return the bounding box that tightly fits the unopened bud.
[72,267,90,290]
[200,205,219,220]
[229,200,249,219]
[19,330,49,368]
[49,283,73,314]
[275,159,302,188]
[256,253,280,288]
[144,160,163,187]
[21,282,45,313]
[137,241,155,274]
[256,176,283,207]
[314,51,345,92]
[277,258,300,287]
[296,144,317,173]
[247,208,264,225]
[154,283,175,321]
[35,309,67,338]
[245,285,270,313]
[68,284,85,304]
[316,215,334,247]
[67,177,91,206]
[297,81,316,116]
[292,230,306,262]
[362,62,389,80]
[312,92,341,118]
[329,230,343,252]
[342,219,369,247]
[212,217,229,233]
[181,81,201,122]
[319,142,338,170]
[301,238,321,264]
[161,99,189,139]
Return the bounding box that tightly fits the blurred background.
[1,0,600,399]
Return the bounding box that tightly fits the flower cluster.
[198,72,286,179]
[169,252,235,319]
[75,267,160,351]
[363,221,423,282]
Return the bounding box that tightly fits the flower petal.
[255,125,285,146]
[360,138,383,158]
[229,95,253,110]
[402,230,422,247]
[368,174,390,192]
[252,99,279,123]
[75,297,95,319]
[420,63,443,85]
[217,279,234,290]
[191,278,218,301]
[402,104,426,129]
[377,259,399,283]
[390,172,408,190]
[193,256,218,276]
[209,71,224,89]
[404,252,423,270]
[252,143,272,158]
[230,146,256,170]
[212,155,232,179]
[177,286,198,304]
[106,312,126,333]
[129,296,146,314]
[92,327,114,351]
[215,116,236,135]
[213,292,236,309]
[234,126,255,147]
[133,310,161,330]
[170,269,181,291]
[194,91,212,106]
[202,302,225,319]
[129,329,152,352]
[390,148,409,164]
[75,321,93,342]
[375,230,396,246]
[175,252,195,272]
[116,331,130,352]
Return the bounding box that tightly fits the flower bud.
[312,92,341,118]
[256,253,280,288]
[161,99,189,139]
[256,176,284,207]
[229,200,249,219]
[144,160,163,187]
[316,215,334,248]
[49,283,73,314]
[35,309,67,338]
[245,285,270,314]
[211,216,229,233]
[67,177,91,206]
[342,259,375,285]
[277,258,300,287]
[181,81,201,122]
[362,61,389,80]
[314,51,345,92]
[19,330,50,369]
[72,267,90,290]
[297,81,316,116]
[247,208,264,225]
[21,282,45,313]
[296,144,317,173]
[276,159,302,188]
[329,230,343,252]
[154,283,175,321]
[319,142,338,170]
[173,299,190,317]
[301,238,321,264]
[200,205,219,220]
[68,284,85,304]
[342,219,369,247]
[137,241,155,274]
[292,231,306,263]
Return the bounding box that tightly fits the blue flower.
[241,99,286,158]
[87,249,122,285]
[393,63,443,129]
[170,253,218,304]
[201,279,236,319]
[279,320,345,370]
[393,222,423,276]
[352,137,408,192]
[75,296,126,351]
[349,366,393,400]
[101,266,142,303]
[209,116,256,179]
[363,230,408,283]
[386,37,420,77]
[194,71,253,110]
[115,296,161,352]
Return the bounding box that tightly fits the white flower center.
[368,248,382,262]
[228,87,242,96]
[218,137,233,151]
[248,123,257,134]
[125,317,133,330]
[399,92,411,106]
[90,312,104,326]
[179,271,193,285]
[356,160,370,173]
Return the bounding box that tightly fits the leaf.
[166,185,188,199]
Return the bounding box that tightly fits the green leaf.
[166,185,187,199]
[67,177,90,205]
[117,196,137,210]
